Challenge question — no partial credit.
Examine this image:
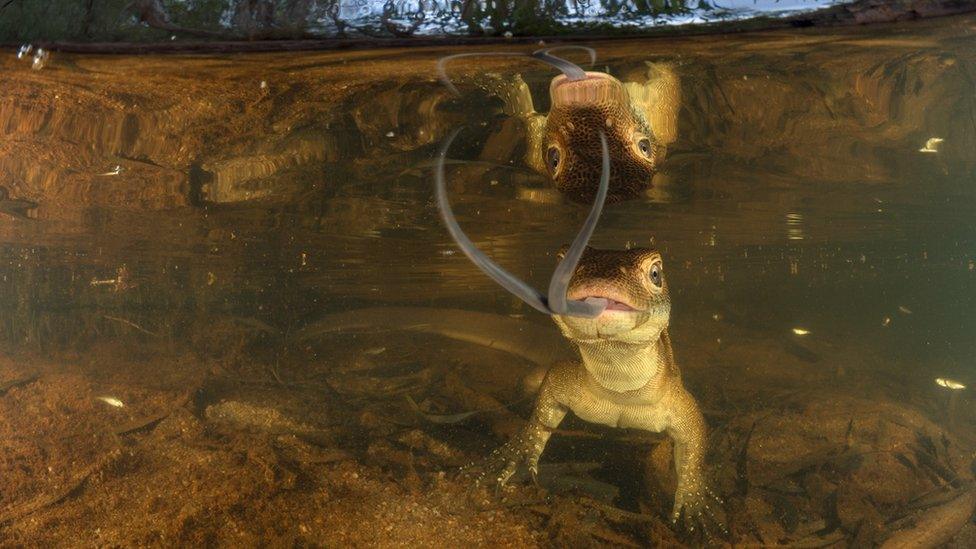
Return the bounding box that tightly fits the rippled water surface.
[2,15,976,546]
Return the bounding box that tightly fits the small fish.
[96,396,125,408]
[784,340,821,363]
[919,137,944,153]
[16,44,33,60]
[792,327,811,336]
[98,165,123,176]
[898,305,913,315]
[935,378,966,390]
[363,347,386,356]
[31,48,49,70]
[406,395,479,424]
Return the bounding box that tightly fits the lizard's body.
[483,246,721,533]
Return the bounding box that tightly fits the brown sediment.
[1,302,975,546]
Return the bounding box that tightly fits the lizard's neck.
[573,333,671,393]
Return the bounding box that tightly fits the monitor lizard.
[435,128,726,538]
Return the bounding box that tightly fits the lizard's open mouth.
[550,72,625,106]
[580,296,637,312]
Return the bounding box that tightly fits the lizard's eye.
[649,262,663,287]
[546,146,560,175]
[637,137,652,158]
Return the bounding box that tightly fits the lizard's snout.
[550,71,627,107]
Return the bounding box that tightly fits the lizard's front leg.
[479,376,567,486]
[665,386,727,537]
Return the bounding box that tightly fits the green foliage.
[0,0,789,42]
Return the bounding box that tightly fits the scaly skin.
[473,64,680,203]
[478,246,725,538]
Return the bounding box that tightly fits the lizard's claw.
[671,483,728,543]
[484,439,529,486]
[463,430,546,489]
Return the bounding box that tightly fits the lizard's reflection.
[443,50,680,204]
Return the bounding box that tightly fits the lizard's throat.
[574,338,664,392]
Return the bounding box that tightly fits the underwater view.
[2,1,976,546]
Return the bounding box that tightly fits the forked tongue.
[435,129,610,319]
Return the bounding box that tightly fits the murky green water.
[2,15,976,546]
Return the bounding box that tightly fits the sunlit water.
[1,15,976,546]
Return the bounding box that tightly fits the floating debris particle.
[301,252,308,266]
[16,44,32,59]
[711,313,721,321]
[516,187,562,204]
[260,80,268,90]
[882,316,892,327]
[31,48,49,70]
[936,378,966,390]
[898,305,913,315]
[786,212,806,241]
[503,31,513,39]
[89,265,134,292]
[96,396,125,408]
[385,131,395,138]
[919,137,944,153]
[206,272,216,286]
[98,165,123,176]
[439,249,455,256]
[792,327,811,336]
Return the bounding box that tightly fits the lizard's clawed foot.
[671,483,729,543]
[460,431,544,489]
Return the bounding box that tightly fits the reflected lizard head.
[439,50,679,205]
[552,246,671,344]
[544,72,663,204]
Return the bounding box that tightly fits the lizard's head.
[552,246,670,344]
[544,72,663,204]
